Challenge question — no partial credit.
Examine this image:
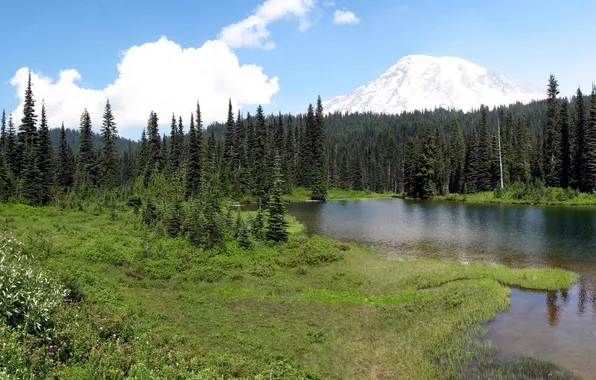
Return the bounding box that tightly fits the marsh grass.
[0,203,579,379]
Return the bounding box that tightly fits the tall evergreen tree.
[223,99,236,192]
[17,71,38,176]
[266,154,288,242]
[415,126,438,199]
[544,74,560,186]
[56,123,75,190]
[0,110,6,153]
[253,105,268,205]
[584,85,596,191]
[37,102,54,204]
[464,129,478,193]
[138,129,149,177]
[572,87,586,190]
[310,96,328,201]
[144,111,162,185]
[100,100,118,187]
[448,116,465,193]
[185,105,204,199]
[75,109,96,187]
[476,105,492,191]
[512,119,531,183]
[558,98,571,188]
[5,115,17,174]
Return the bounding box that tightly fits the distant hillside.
[49,128,139,153]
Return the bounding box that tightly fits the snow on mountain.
[323,55,545,115]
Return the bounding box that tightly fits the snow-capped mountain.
[323,55,544,114]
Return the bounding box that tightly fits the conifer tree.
[0,110,6,153]
[558,98,571,188]
[167,113,183,174]
[236,214,252,249]
[185,110,204,199]
[251,208,265,240]
[37,102,54,204]
[266,154,288,242]
[584,85,596,191]
[476,105,492,191]
[283,116,297,191]
[464,129,479,193]
[223,99,235,192]
[21,142,42,205]
[544,74,560,186]
[253,105,268,205]
[100,100,118,187]
[166,196,182,238]
[512,119,531,183]
[75,109,96,187]
[144,111,162,185]
[138,129,149,177]
[448,116,465,193]
[5,115,17,175]
[572,88,586,190]
[0,149,8,201]
[56,123,74,190]
[415,126,438,199]
[177,116,185,165]
[310,96,327,201]
[17,71,38,176]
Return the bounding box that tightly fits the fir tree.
[5,115,17,175]
[415,126,438,199]
[237,216,252,250]
[251,208,265,240]
[0,150,8,201]
[253,105,268,205]
[75,109,96,187]
[572,88,586,190]
[166,197,182,238]
[512,119,531,183]
[448,116,465,193]
[138,129,149,177]
[144,111,162,185]
[223,99,235,193]
[310,96,328,201]
[56,124,75,191]
[37,102,54,204]
[100,100,118,187]
[544,74,560,186]
[584,85,596,191]
[266,154,288,242]
[464,129,479,193]
[21,142,42,205]
[558,98,571,188]
[17,71,38,176]
[0,110,6,153]
[476,105,492,191]
[185,110,204,199]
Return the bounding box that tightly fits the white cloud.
[219,0,315,49]
[333,9,359,25]
[10,37,280,135]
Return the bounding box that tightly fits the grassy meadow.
[0,203,580,379]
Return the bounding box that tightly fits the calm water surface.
[287,199,596,379]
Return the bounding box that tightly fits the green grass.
[0,203,579,379]
[436,183,596,206]
[284,187,401,202]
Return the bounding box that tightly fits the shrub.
[0,233,68,334]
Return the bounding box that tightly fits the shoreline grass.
[0,203,579,379]
[283,187,401,202]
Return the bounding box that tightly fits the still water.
[287,199,596,379]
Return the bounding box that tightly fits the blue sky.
[1,0,595,138]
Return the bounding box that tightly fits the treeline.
[321,76,596,198]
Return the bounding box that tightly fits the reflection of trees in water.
[546,290,560,326]
[560,288,569,304]
[578,278,588,316]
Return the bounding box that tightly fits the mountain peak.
[324,55,544,115]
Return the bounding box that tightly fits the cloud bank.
[10,37,280,134]
[333,10,359,25]
[218,0,315,49]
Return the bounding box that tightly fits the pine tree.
[144,111,162,185]
[448,116,465,193]
[21,142,42,205]
[572,88,586,190]
[253,105,268,205]
[56,123,75,190]
[403,138,419,195]
[251,208,265,241]
[584,85,596,191]
[512,119,531,183]
[0,110,6,153]
[17,71,38,176]
[415,126,438,199]
[266,154,289,242]
[166,197,182,238]
[5,115,17,175]
[464,129,479,193]
[185,109,204,199]
[223,99,235,193]
[177,116,185,165]
[37,102,54,204]
[476,105,492,191]
[138,129,149,177]
[310,96,328,201]
[544,74,560,187]
[100,100,118,187]
[558,98,571,188]
[75,109,96,187]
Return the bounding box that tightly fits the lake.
[287,198,596,379]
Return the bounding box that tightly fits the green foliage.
[0,233,67,334]
[266,154,289,243]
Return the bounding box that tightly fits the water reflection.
[286,199,596,378]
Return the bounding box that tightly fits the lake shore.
[0,203,579,379]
